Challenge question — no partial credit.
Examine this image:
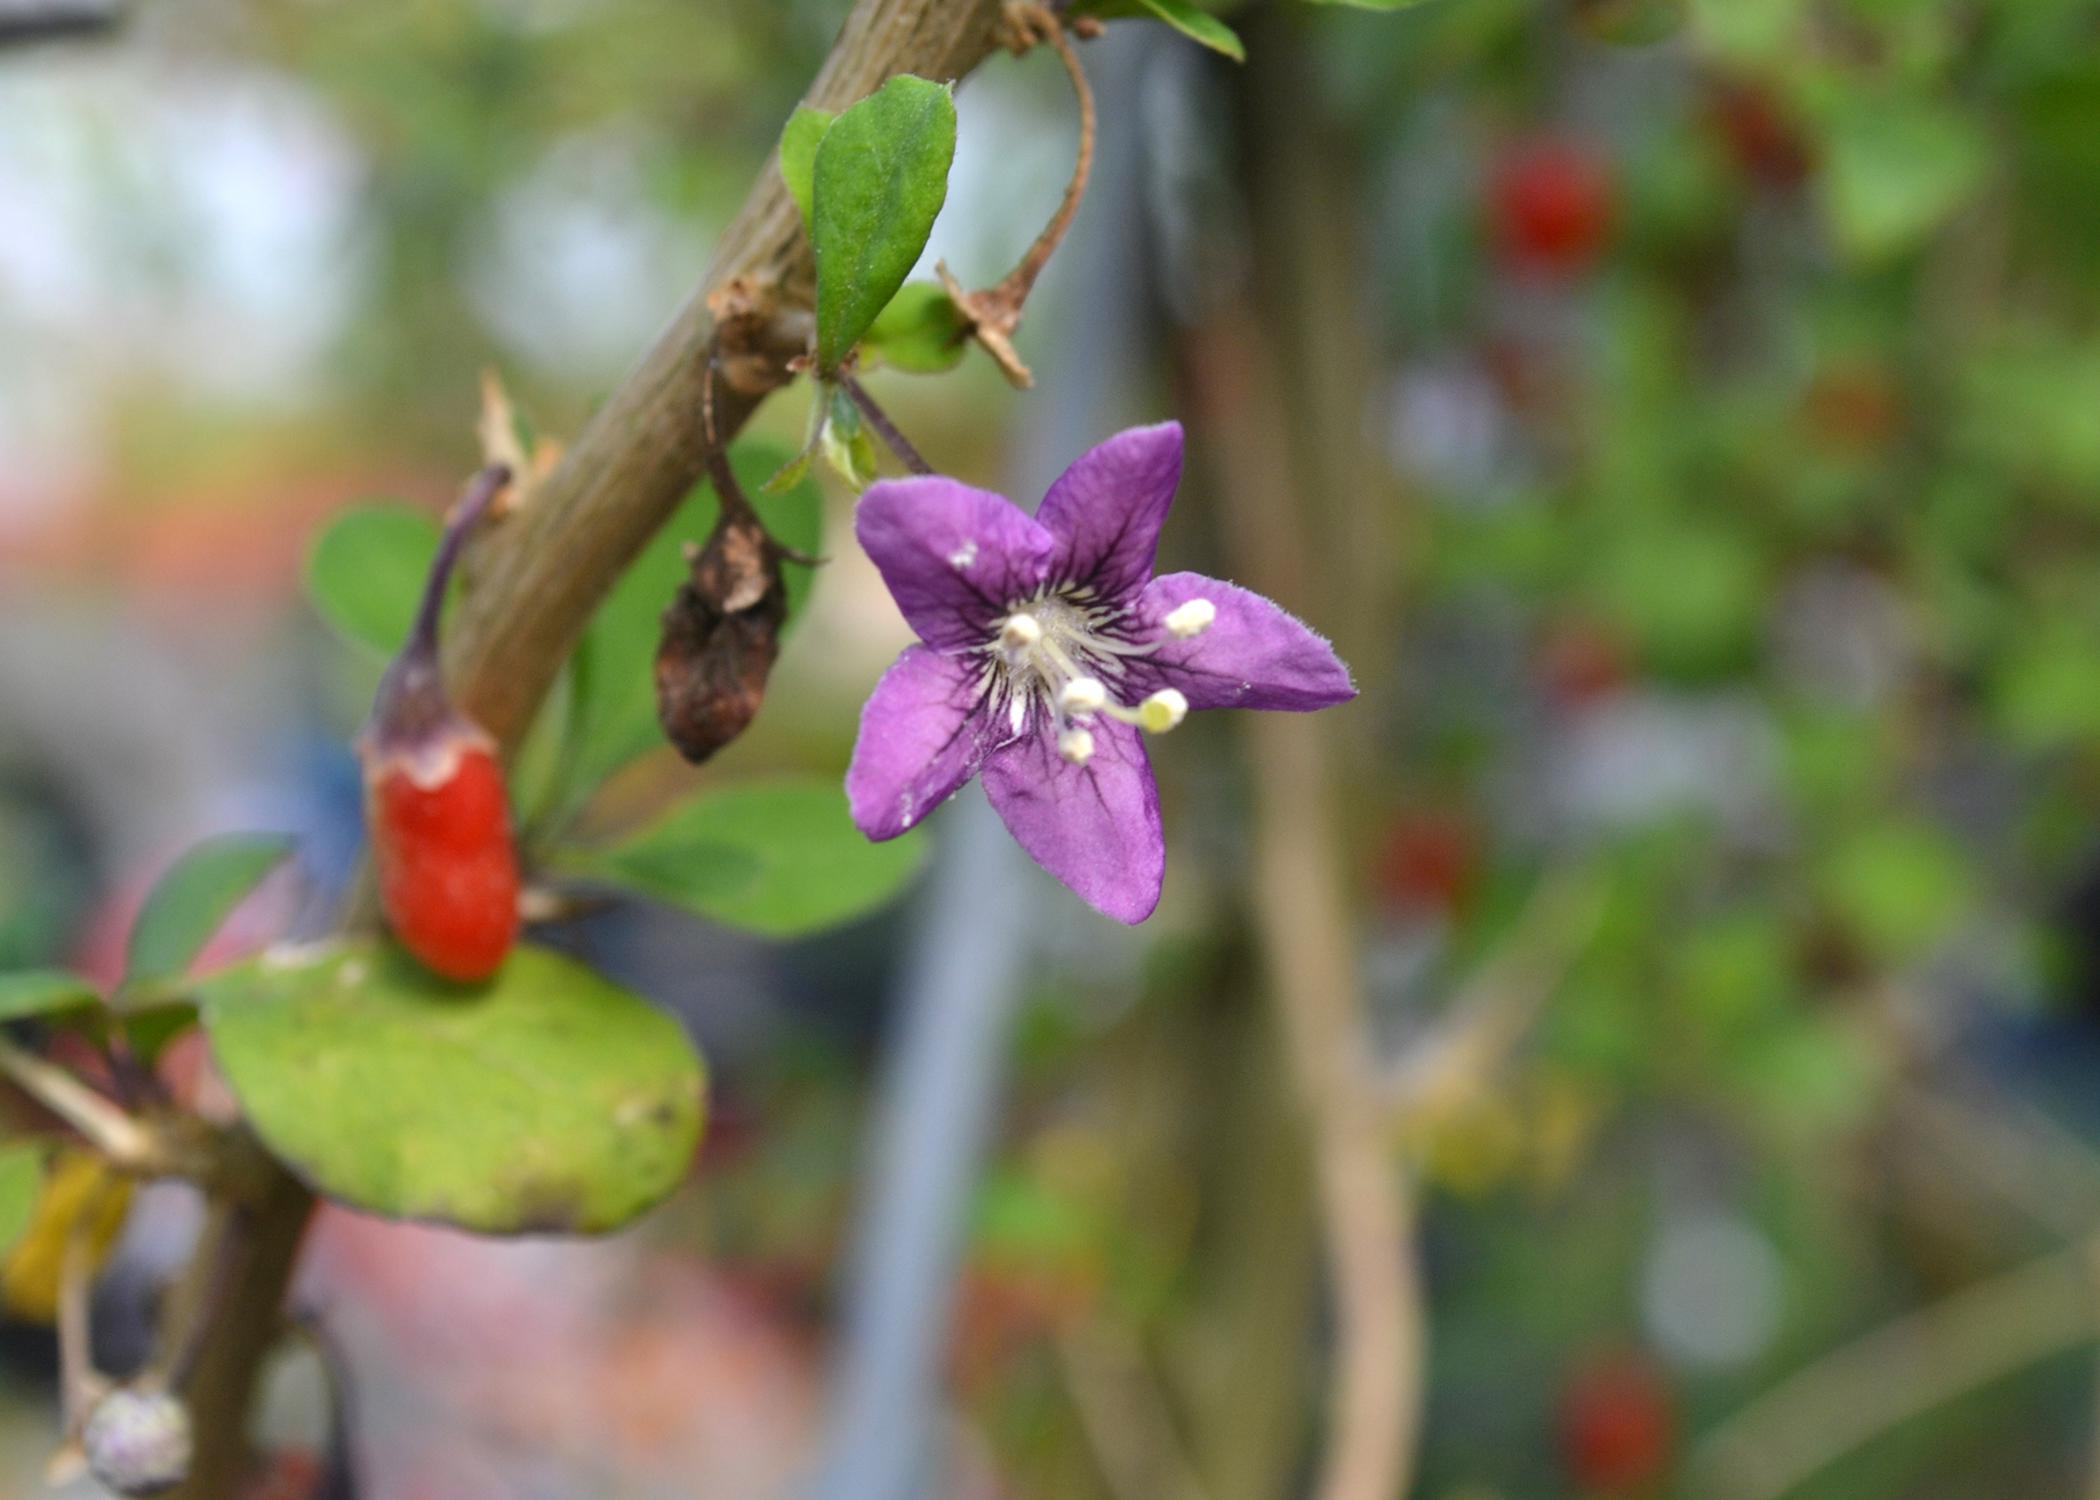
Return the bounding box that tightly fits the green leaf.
[200,941,705,1234]
[864,282,969,374]
[0,1144,45,1261]
[305,505,443,656]
[812,75,958,372]
[1821,101,1989,263]
[1823,822,1971,962]
[124,834,296,999]
[780,106,835,230]
[0,971,100,1025]
[579,779,926,938]
[563,442,822,800]
[1301,0,1435,7]
[1130,0,1246,58]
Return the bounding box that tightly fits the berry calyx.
[358,466,521,983]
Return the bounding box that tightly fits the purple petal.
[1036,422,1185,602]
[1131,572,1357,711]
[982,715,1165,924]
[847,646,1005,840]
[856,477,1056,651]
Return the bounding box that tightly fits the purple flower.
[846,422,1355,923]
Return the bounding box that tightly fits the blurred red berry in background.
[1490,137,1616,278]
[1375,809,1478,919]
[1557,1349,1676,1494]
[1706,76,1814,189]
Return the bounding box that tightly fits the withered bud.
[655,512,787,764]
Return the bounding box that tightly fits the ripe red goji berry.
[357,465,520,983]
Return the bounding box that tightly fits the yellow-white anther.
[1058,725,1096,765]
[1059,677,1107,714]
[1164,598,1216,639]
[1000,613,1043,651]
[1138,688,1188,734]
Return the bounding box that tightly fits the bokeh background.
[6,0,2100,1496]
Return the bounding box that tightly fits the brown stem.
[840,374,936,475]
[159,3,1017,1485]
[442,0,1011,753]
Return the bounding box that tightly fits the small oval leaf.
[201,941,706,1235]
[581,779,926,937]
[305,505,443,656]
[123,834,295,1000]
[812,75,958,373]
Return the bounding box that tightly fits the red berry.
[1538,619,1631,710]
[368,744,520,983]
[1558,1350,1675,1494]
[1490,138,1616,278]
[1374,811,1477,918]
[1707,77,1812,189]
[357,466,520,984]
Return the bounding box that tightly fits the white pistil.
[1138,688,1188,733]
[1058,726,1096,765]
[1164,598,1216,639]
[1059,676,1107,714]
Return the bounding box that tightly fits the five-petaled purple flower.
[846,421,1355,923]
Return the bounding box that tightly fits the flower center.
[985,587,1212,765]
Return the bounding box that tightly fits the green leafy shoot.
[811,75,958,372]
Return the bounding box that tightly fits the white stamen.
[1059,677,1107,714]
[1164,598,1216,639]
[1058,726,1096,765]
[1138,688,1188,734]
[948,540,978,570]
[999,612,1042,654]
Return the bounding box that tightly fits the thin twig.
[936,1,1098,388]
[57,1178,117,1428]
[1688,1241,2100,1500]
[987,2,1096,309]
[0,1041,162,1169]
[840,375,935,476]
[1056,1321,1212,1500]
